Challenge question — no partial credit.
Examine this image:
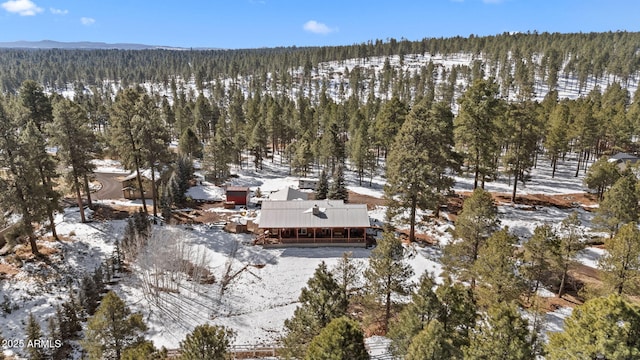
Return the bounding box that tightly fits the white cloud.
[1,0,43,16]
[303,20,336,35]
[80,17,95,26]
[50,7,68,15]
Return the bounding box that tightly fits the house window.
[299,228,307,235]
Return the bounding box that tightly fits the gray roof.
[258,200,369,229]
[609,152,640,162]
[269,187,309,201]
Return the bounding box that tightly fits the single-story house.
[121,171,156,200]
[257,200,369,247]
[226,186,250,206]
[269,187,309,201]
[608,152,640,166]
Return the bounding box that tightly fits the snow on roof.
[226,186,250,193]
[122,169,161,181]
[608,152,640,162]
[258,200,369,229]
[268,187,309,201]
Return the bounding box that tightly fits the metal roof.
[258,200,369,229]
[268,187,309,201]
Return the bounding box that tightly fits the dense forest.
[2,31,640,359]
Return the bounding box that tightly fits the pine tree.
[49,97,97,223]
[133,93,173,220]
[249,119,268,170]
[0,101,53,255]
[364,231,414,332]
[331,251,362,305]
[454,78,504,189]
[521,224,557,298]
[545,102,570,178]
[328,164,349,202]
[442,188,499,288]
[282,262,347,358]
[304,317,369,360]
[385,100,459,242]
[435,276,476,352]
[594,171,639,235]
[546,294,640,360]
[19,80,61,240]
[121,341,165,360]
[553,211,585,298]
[25,312,45,360]
[598,222,640,295]
[388,273,442,357]
[110,87,149,214]
[463,302,536,360]
[315,169,329,200]
[79,274,99,316]
[473,228,524,306]
[373,96,408,158]
[179,127,202,160]
[584,156,621,201]
[82,291,147,360]
[203,121,232,183]
[179,324,235,360]
[405,320,456,360]
[170,155,194,205]
[503,101,540,202]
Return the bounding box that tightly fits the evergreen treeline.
[1,31,640,94]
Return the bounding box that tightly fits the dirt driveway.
[93,172,125,200]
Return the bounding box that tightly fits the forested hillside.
[3,31,640,359]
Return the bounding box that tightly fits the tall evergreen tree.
[546,295,640,360]
[18,80,61,240]
[454,78,504,189]
[545,102,570,178]
[584,156,621,201]
[133,94,173,220]
[82,291,147,360]
[282,262,347,358]
[364,231,414,332]
[179,324,235,360]
[553,211,585,298]
[443,188,499,288]
[503,101,540,202]
[315,169,329,200]
[463,302,536,360]
[328,164,349,201]
[25,312,45,360]
[331,251,362,306]
[304,317,369,360]
[594,171,639,235]
[473,228,524,306]
[110,88,149,214]
[521,224,557,298]
[385,100,459,242]
[598,222,640,295]
[405,320,456,360]
[50,98,97,223]
[0,101,50,255]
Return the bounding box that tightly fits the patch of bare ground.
[347,190,386,209]
[456,190,598,209]
[91,204,133,220]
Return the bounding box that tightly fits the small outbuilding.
[298,178,319,190]
[608,152,640,165]
[269,187,309,201]
[121,171,156,200]
[225,186,250,206]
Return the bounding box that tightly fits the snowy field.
[1,153,608,358]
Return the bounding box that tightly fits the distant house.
[298,178,319,190]
[269,187,309,201]
[257,200,369,247]
[121,171,156,200]
[608,152,640,169]
[225,186,250,206]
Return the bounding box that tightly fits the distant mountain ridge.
[0,40,195,50]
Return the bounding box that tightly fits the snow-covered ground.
[0,153,608,358]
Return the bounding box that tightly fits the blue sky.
[1,0,639,49]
